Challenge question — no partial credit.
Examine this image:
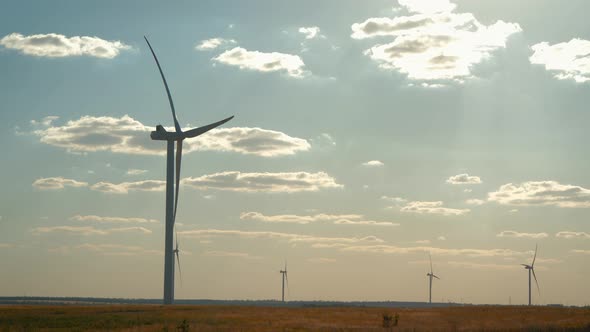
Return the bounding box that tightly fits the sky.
[0,0,589,306]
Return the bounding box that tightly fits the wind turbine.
[521,244,540,306]
[144,36,233,305]
[280,261,289,302]
[426,253,440,304]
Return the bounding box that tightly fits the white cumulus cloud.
[351,1,521,82]
[240,212,398,226]
[488,181,590,208]
[497,231,549,239]
[362,160,384,167]
[196,38,237,51]
[299,27,322,40]
[32,115,310,157]
[213,47,308,78]
[530,38,590,83]
[401,201,469,216]
[0,33,130,58]
[32,177,88,190]
[446,173,482,184]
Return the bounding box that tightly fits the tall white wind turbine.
[145,37,233,305]
[426,253,440,304]
[521,244,540,306]
[280,261,289,303]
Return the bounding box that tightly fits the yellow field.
[0,305,589,331]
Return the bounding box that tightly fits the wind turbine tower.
[521,244,540,306]
[426,253,440,304]
[145,37,233,304]
[280,262,289,302]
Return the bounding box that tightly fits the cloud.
[31,225,152,235]
[32,177,88,190]
[497,231,549,239]
[488,181,590,208]
[202,251,261,259]
[362,160,384,167]
[465,199,485,205]
[415,240,430,244]
[571,249,590,255]
[90,180,166,194]
[351,2,521,82]
[437,236,446,241]
[126,169,148,175]
[446,173,482,185]
[336,244,528,257]
[213,47,308,78]
[401,201,469,216]
[381,196,408,205]
[555,231,590,239]
[299,27,323,40]
[77,243,160,256]
[530,38,590,83]
[33,115,310,157]
[0,33,130,58]
[178,229,383,244]
[447,261,518,271]
[308,257,336,263]
[0,243,13,249]
[182,171,342,193]
[70,215,158,224]
[195,38,236,51]
[240,212,398,226]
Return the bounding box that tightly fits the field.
[0,305,589,331]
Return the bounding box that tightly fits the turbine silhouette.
[280,261,289,302]
[521,244,540,306]
[426,253,440,304]
[145,36,233,305]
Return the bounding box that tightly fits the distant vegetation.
[0,305,589,331]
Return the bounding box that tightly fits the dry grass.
[0,305,588,331]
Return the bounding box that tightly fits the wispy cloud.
[530,38,590,83]
[308,257,336,263]
[213,47,308,78]
[70,215,158,224]
[31,225,152,235]
[497,230,549,239]
[202,251,261,259]
[77,243,160,256]
[298,27,323,40]
[335,244,529,258]
[240,212,398,226]
[0,33,130,58]
[32,177,88,190]
[32,115,310,157]
[465,199,485,206]
[401,201,469,216]
[488,181,590,208]
[126,169,148,175]
[446,173,482,185]
[178,229,383,244]
[182,171,342,193]
[196,38,236,51]
[90,180,165,194]
[350,0,521,82]
[571,249,590,255]
[556,231,590,239]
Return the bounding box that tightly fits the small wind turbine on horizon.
[280,261,289,303]
[426,253,440,304]
[144,36,233,305]
[521,244,540,306]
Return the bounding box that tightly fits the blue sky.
[0,0,589,305]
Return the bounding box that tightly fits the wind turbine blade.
[176,248,182,287]
[429,252,433,274]
[532,268,540,296]
[182,116,234,139]
[143,36,182,133]
[521,264,529,267]
[433,274,440,280]
[532,244,537,267]
[173,140,182,224]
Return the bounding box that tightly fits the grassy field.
[0,305,589,331]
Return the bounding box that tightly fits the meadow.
[0,305,589,331]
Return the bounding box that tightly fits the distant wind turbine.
[521,244,540,306]
[426,253,440,304]
[280,261,289,302]
[144,36,233,305]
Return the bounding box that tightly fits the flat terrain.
[0,305,589,331]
